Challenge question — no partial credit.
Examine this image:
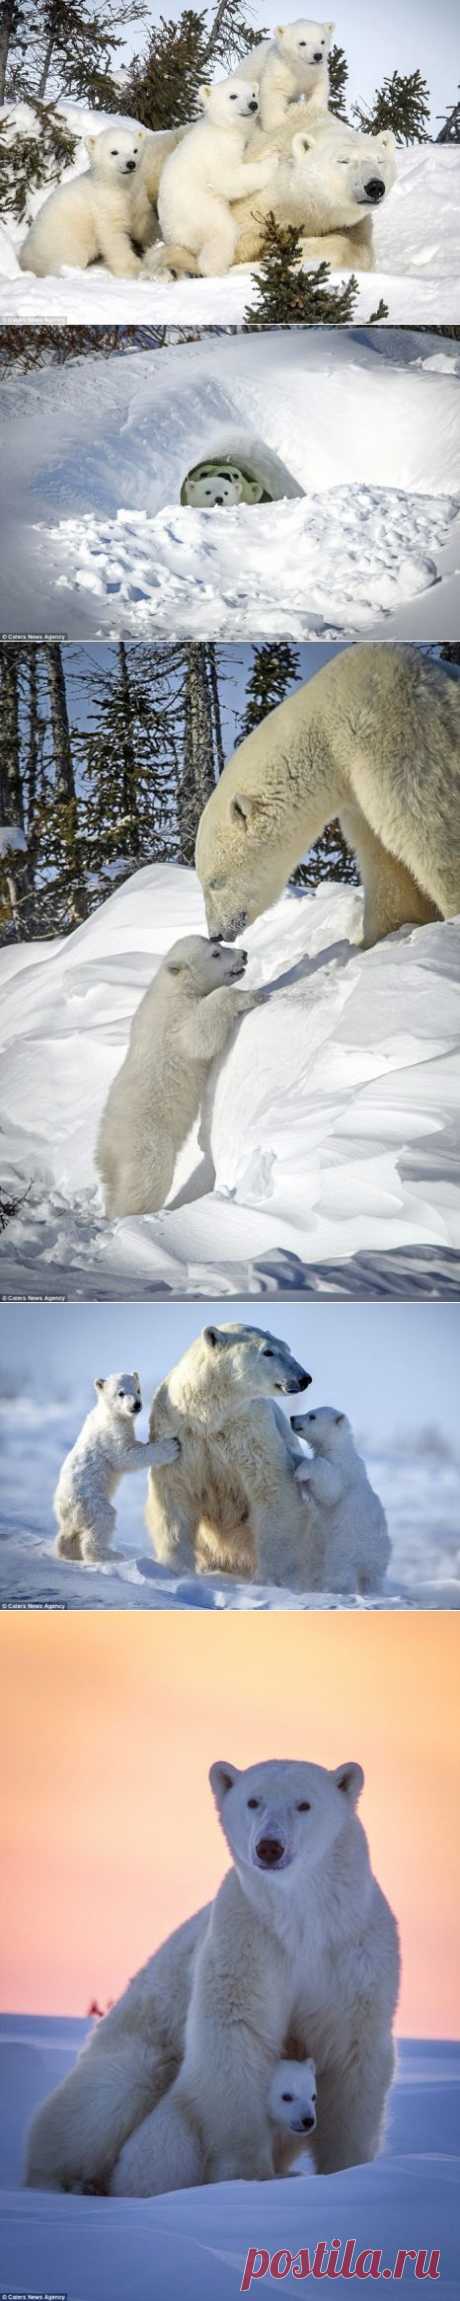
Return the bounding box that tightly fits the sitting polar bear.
[231,112,397,270]
[145,1319,317,1589]
[54,1372,180,1565]
[19,125,147,277]
[110,2052,317,2195]
[292,1407,391,1595]
[196,644,460,951]
[152,74,275,277]
[25,1756,399,2195]
[96,935,261,1219]
[237,19,333,131]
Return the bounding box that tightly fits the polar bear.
[237,20,333,131]
[145,1320,318,1588]
[25,1755,399,2194]
[231,114,397,270]
[291,1407,391,1595]
[109,2051,317,2195]
[19,125,147,277]
[196,644,460,950]
[96,935,261,1220]
[54,1372,180,1564]
[152,74,275,277]
[181,459,269,506]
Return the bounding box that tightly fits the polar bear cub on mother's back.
[243,19,334,130]
[156,74,275,276]
[97,935,260,1219]
[292,1406,391,1594]
[19,126,146,277]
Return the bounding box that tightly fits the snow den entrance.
[180,434,304,509]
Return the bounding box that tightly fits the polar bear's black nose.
[313,50,323,60]
[248,98,258,111]
[125,159,136,171]
[216,496,224,505]
[298,1372,312,1391]
[301,2114,315,2130]
[364,176,385,201]
[256,1836,284,1866]
[133,1399,142,1414]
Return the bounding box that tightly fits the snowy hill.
[0,101,459,325]
[0,331,459,641]
[1,865,460,1305]
[0,2020,459,2299]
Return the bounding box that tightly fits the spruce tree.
[177,645,223,861]
[74,642,183,889]
[238,644,301,743]
[328,42,349,119]
[436,94,460,143]
[354,69,430,144]
[3,0,148,110]
[0,103,77,223]
[244,216,359,328]
[0,645,36,938]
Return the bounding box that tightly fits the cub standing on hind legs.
[147,73,275,279]
[97,934,263,1220]
[54,1372,180,1565]
[292,1407,391,1596]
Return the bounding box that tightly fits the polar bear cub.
[110,2052,317,2195]
[97,935,261,1219]
[292,1407,391,1595]
[154,74,276,276]
[19,125,146,278]
[54,1372,179,1565]
[244,20,334,131]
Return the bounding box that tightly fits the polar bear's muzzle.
[359,175,386,204]
[255,1833,288,1869]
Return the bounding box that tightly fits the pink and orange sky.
[1,1613,459,2036]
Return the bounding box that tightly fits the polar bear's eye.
[282,2092,294,2101]
[247,1796,260,1808]
[262,1347,274,1357]
[296,1800,311,1812]
[111,149,119,155]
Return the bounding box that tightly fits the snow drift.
[0,330,459,640]
[1,863,460,1304]
[0,100,459,325]
[0,2021,458,2300]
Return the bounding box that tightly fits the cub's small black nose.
[133,1399,142,1414]
[256,1836,284,1867]
[301,2114,315,2130]
[125,159,136,172]
[248,97,258,111]
[313,50,323,60]
[365,176,385,201]
[298,1372,312,1391]
[216,496,224,505]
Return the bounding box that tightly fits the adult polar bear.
[26,1756,400,2195]
[145,1321,316,1590]
[196,645,460,951]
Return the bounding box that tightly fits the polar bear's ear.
[230,791,260,830]
[209,1760,240,1809]
[198,84,212,107]
[375,129,396,153]
[334,1411,345,1424]
[95,1376,106,1392]
[203,1323,223,1348]
[292,132,313,158]
[333,1761,364,1806]
[324,21,336,40]
[85,135,97,155]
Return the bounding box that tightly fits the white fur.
[96,934,261,1219]
[110,2051,318,2196]
[269,2056,317,2174]
[156,74,275,276]
[246,20,334,131]
[196,644,460,950]
[292,1408,391,1595]
[19,126,146,278]
[231,114,397,269]
[54,1371,179,1565]
[25,1756,399,2194]
[145,1320,318,1589]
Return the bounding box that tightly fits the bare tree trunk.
[205,643,225,778]
[45,642,86,921]
[0,0,19,105]
[177,646,219,864]
[118,641,140,856]
[0,643,34,938]
[38,31,56,98]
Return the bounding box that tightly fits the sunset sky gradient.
[1,1613,458,2036]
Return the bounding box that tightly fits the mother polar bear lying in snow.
[25,1755,400,2196]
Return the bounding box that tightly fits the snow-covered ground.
[1,1386,459,1610]
[0,330,459,641]
[0,2020,458,2298]
[1,100,459,325]
[1,865,460,1306]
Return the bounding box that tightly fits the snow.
[1,864,460,1314]
[0,2021,459,2298]
[0,330,459,641]
[0,100,459,325]
[1,1384,459,1611]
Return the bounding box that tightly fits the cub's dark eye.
[247,1796,260,1809]
[230,93,238,99]
[309,1414,316,1422]
[118,1390,125,1398]
[282,2092,294,2102]
[262,1348,274,1357]
[297,1800,311,1812]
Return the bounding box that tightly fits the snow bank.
[1,863,460,1306]
[0,100,458,324]
[0,2023,458,2300]
[0,330,459,640]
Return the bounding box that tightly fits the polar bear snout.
[255,1832,288,1868]
[363,175,386,202]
